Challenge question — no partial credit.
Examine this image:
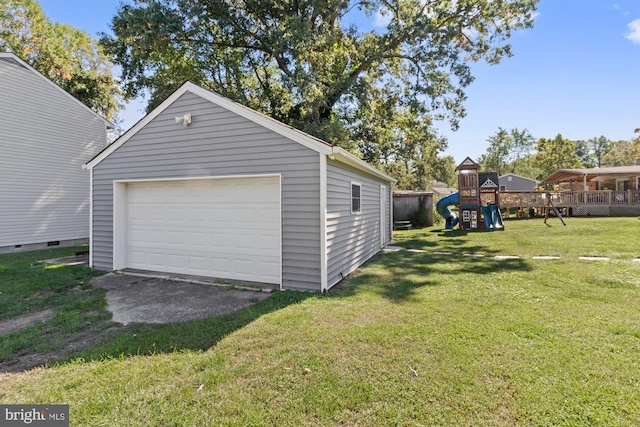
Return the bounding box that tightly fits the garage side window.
[351,182,361,214]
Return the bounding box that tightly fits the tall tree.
[101,0,538,173]
[0,0,122,121]
[585,136,614,168]
[601,139,640,167]
[533,134,582,180]
[479,127,535,175]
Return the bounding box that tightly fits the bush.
[409,196,431,228]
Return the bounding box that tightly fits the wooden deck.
[500,190,640,217]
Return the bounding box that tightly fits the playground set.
[436,157,505,231]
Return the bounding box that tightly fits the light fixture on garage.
[175,114,192,126]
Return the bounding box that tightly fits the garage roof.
[84,81,395,184]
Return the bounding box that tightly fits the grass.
[1,217,640,426]
[0,247,109,362]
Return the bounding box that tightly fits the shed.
[84,82,396,292]
[498,173,538,191]
[0,52,113,253]
[393,191,434,227]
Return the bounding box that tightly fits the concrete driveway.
[90,273,271,325]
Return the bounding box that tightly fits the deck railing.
[500,190,640,215]
[500,190,640,208]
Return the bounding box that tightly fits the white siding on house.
[326,159,391,289]
[0,56,107,248]
[92,91,322,291]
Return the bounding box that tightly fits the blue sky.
[38,0,640,164]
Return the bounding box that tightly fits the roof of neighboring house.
[544,165,640,183]
[84,81,396,184]
[0,52,115,129]
[499,173,537,182]
[394,190,434,196]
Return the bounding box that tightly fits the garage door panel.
[124,177,281,285]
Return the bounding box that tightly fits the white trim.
[350,181,362,214]
[89,168,94,268]
[84,81,333,169]
[112,173,280,184]
[112,174,283,286]
[276,175,283,290]
[320,155,328,292]
[331,147,396,183]
[112,182,128,270]
[0,52,114,129]
[82,81,397,188]
[379,185,387,248]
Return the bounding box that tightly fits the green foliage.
[408,195,431,228]
[585,136,614,168]
[101,0,539,185]
[478,127,536,175]
[601,139,640,167]
[0,0,122,121]
[532,134,582,180]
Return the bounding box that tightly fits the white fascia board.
[188,83,333,156]
[330,147,397,184]
[84,84,193,169]
[84,81,333,169]
[0,52,115,130]
[319,153,328,292]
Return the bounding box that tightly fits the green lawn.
[1,217,640,426]
[0,247,110,363]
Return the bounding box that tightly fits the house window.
[499,185,506,191]
[351,182,361,214]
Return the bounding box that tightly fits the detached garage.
[84,82,395,292]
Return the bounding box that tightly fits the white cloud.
[374,8,392,27]
[624,18,640,44]
[531,11,540,21]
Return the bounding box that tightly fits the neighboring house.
[84,81,396,292]
[544,163,640,191]
[499,173,538,191]
[430,180,457,196]
[0,52,114,253]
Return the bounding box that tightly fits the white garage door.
[123,176,281,285]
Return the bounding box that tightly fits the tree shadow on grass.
[57,290,313,367]
[332,250,532,303]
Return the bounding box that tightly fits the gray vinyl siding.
[0,57,107,247]
[92,91,322,291]
[326,159,391,289]
[499,174,538,192]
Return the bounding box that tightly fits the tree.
[479,127,535,175]
[101,0,538,175]
[584,136,614,168]
[601,139,640,167]
[532,134,582,180]
[0,0,122,121]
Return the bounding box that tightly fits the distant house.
[430,180,457,196]
[544,163,640,191]
[498,173,538,191]
[83,81,395,292]
[0,52,114,253]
